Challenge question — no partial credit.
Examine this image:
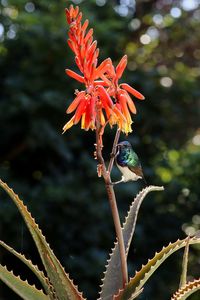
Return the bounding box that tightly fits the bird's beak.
[115,144,121,155]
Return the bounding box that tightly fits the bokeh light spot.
[170,7,182,18]
[168,150,179,162]
[96,0,106,6]
[3,7,18,19]
[157,65,168,75]
[192,215,200,225]
[115,5,129,17]
[184,226,196,236]
[25,2,35,13]
[160,76,173,87]
[153,14,163,25]
[129,18,141,30]
[0,23,4,38]
[140,34,151,45]
[192,134,200,145]
[156,167,172,182]
[147,26,159,40]
[182,188,190,197]
[7,25,17,39]
[181,0,199,11]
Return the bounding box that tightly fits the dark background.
[0,0,200,299]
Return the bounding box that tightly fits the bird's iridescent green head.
[117,141,132,155]
[116,140,140,166]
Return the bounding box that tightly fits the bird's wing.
[128,165,144,178]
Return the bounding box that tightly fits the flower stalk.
[63,4,145,289]
[95,126,128,287]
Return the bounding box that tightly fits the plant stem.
[108,128,121,173]
[104,176,128,287]
[95,126,128,287]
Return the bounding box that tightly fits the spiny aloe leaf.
[0,179,85,300]
[0,240,52,297]
[126,288,143,300]
[99,185,164,300]
[171,278,200,300]
[114,236,200,300]
[179,236,190,288]
[0,264,49,300]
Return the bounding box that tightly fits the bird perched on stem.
[112,141,146,185]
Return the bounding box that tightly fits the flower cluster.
[63,5,145,134]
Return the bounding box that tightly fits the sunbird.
[112,141,146,185]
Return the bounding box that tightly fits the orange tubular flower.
[98,55,145,133]
[63,5,115,132]
[63,5,145,134]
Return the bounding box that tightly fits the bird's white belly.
[117,165,141,182]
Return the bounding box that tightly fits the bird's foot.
[109,177,125,185]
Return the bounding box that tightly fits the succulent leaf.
[0,240,51,295]
[0,264,49,300]
[99,185,164,300]
[0,179,85,300]
[171,278,200,300]
[114,237,200,300]
[179,236,190,288]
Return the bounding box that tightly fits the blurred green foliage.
[0,0,200,299]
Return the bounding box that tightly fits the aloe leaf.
[0,264,49,300]
[0,179,84,300]
[99,185,164,300]
[179,236,190,288]
[0,240,51,296]
[127,288,143,300]
[171,278,200,300]
[114,237,200,300]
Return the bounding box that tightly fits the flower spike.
[63,5,145,134]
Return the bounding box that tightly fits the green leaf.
[179,236,190,288]
[0,240,52,296]
[171,278,200,300]
[0,179,85,300]
[0,264,49,300]
[114,237,200,300]
[125,288,143,300]
[99,185,164,300]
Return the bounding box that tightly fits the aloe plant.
[0,179,84,300]
[1,179,200,300]
[1,5,200,300]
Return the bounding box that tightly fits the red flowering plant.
[63,6,147,287]
[1,5,200,300]
[63,5,144,134]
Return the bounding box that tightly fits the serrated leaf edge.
[0,240,51,295]
[0,264,49,300]
[114,237,200,300]
[123,185,164,257]
[0,179,85,300]
[171,278,200,300]
[99,185,164,300]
